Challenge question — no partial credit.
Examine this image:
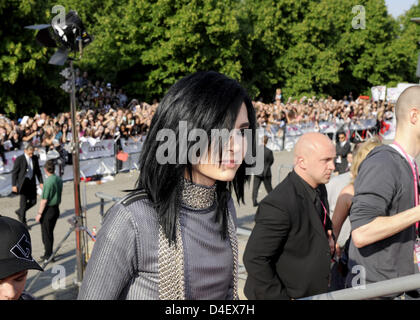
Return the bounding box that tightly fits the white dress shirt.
[24,153,33,180]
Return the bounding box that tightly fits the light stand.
[69,59,85,284]
[25,216,96,292]
[25,10,92,284]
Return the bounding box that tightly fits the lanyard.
[320,200,327,230]
[393,142,419,232]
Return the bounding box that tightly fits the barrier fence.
[0,118,395,196]
[266,118,391,151]
[0,137,145,196]
[300,273,420,300]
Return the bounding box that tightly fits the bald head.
[396,85,420,125]
[294,132,336,188]
[294,132,333,162]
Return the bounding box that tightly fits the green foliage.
[242,0,418,101]
[0,0,68,118]
[68,0,245,102]
[1,0,420,117]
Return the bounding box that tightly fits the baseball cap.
[0,216,43,279]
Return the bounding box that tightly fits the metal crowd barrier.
[300,273,420,300]
[264,120,380,153]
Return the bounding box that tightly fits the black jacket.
[11,154,43,193]
[256,146,274,177]
[244,170,332,300]
[335,141,351,174]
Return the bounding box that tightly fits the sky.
[385,0,418,18]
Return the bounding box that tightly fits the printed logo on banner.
[88,145,106,152]
[79,139,115,160]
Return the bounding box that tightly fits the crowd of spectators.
[0,77,395,165]
[254,89,395,141]
[0,70,158,165]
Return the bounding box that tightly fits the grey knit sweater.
[77,190,237,300]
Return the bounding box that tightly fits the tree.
[0,0,68,118]
[241,0,417,100]
[65,0,245,102]
[391,1,420,86]
[3,0,420,116]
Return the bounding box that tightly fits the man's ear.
[410,108,419,125]
[296,156,306,170]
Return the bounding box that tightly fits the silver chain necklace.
[181,177,216,209]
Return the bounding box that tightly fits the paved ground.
[0,149,296,300]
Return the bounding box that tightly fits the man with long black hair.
[78,71,257,300]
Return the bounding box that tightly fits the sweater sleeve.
[78,203,138,300]
[350,155,398,231]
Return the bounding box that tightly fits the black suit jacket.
[335,141,351,174]
[11,154,43,193]
[244,170,332,300]
[256,146,274,177]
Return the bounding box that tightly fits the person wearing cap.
[12,143,44,228]
[0,216,43,300]
[35,160,63,262]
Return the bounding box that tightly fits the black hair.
[136,71,256,244]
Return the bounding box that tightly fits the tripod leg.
[26,226,76,292]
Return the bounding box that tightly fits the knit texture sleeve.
[78,203,138,300]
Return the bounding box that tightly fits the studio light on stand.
[26,10,93,285]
